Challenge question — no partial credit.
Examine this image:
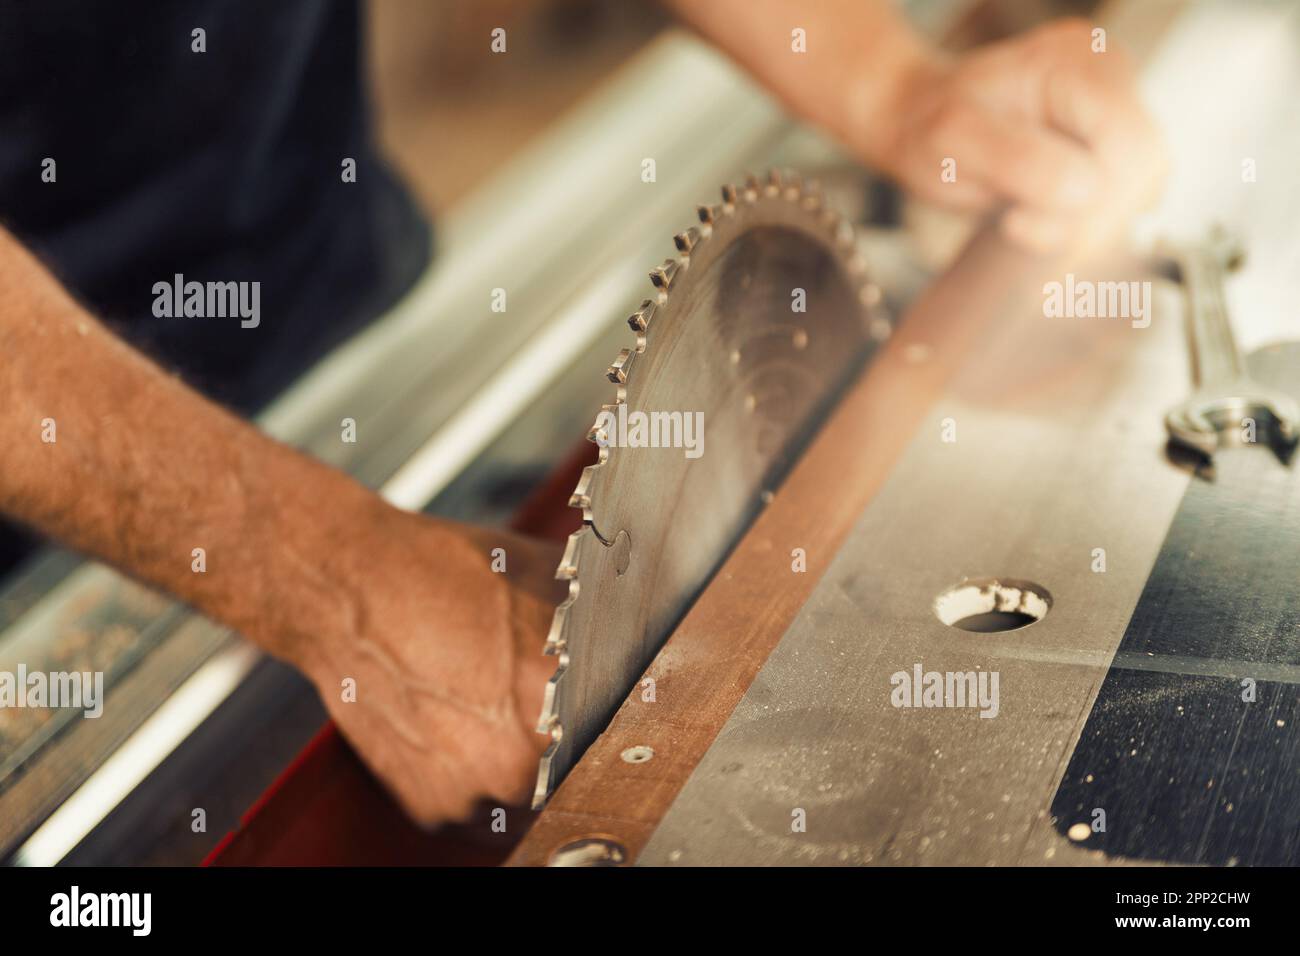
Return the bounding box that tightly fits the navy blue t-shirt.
[0,0,431,575]
[0,0,431,412]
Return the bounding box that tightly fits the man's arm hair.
[0,226,382,660]
[663,0,940,168]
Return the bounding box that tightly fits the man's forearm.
[665,0,941,165]
[0,227,380,661]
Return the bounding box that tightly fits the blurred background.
[371,0,668,209]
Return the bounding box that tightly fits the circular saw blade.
[534,170,889,807]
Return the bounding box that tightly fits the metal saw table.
[510,232,1299,866]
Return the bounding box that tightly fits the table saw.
[2,0,1298,868]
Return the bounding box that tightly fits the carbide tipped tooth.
[586,403,619,446]
[533,746,559,809]
[698,203,722,227]
[536,667,563,736]
[555,530,585,580]
[780,169,802,198]
[607,348,634,384]
[744,173,762,200]
[650,258,680,291]
[628,298,656,332]
[570,459,606,508]
[720,184,738,208]
[674,226,701,255]
[535,702,559,741]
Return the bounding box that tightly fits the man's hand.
[860,19,1166,252]
[0,225,559,828]
[296,514,560,824]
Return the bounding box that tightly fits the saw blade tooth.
[553,526,587,581]
[698,204,724,234]
[799,177,824,211]
[764,168,784,197]
[674,226,701,255]
[628,298,656,333]
[822,209,859,251]
[743,172,762,201]
[650,257,680,292]
[720,183,739,210]
[779,168,802,199]
[607,347,634,384]
[568,460,605,513]
[536,673,561,735]
[573,455,617,543]
[536,659,565,734]
[586,402,620,446]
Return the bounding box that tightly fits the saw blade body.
[535,171,887,806]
